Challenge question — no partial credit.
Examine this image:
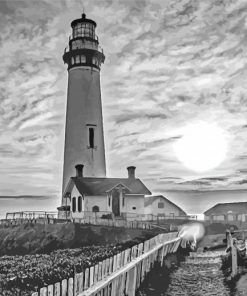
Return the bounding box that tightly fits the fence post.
[68,278,73,296]
[90,266,94,287]
[54,282,60,296]
[126,266,137,296]
[40,287,48,296]
[84,268,89,290]
[231,238,238,277]
[48,284,54,296]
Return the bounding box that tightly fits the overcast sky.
[1,0,247,212]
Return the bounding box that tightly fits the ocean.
[0,196,60,219]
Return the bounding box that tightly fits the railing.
[77,211,190,221]
[5,210,190,221]
[64,42,104,54]
[31,232,187,296]
[1,211,192,231]
[5,211,58,219]
[0,218,69,227]
[73,217,153,230]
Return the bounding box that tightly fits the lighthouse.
[62,13,106,199]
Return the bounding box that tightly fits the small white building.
[58,164,151,219]
[144,195,187,218]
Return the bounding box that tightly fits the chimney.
[75,164,84,177]
[127,166,136,179]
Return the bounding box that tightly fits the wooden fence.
[0,218,68,227]
[0,217,154,230]
[6,211,58,220]
[31,232,187,296]
[0,214,186,230]
[2,211,192,230]
[72,217,153,229]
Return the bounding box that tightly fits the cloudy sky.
[1,0,247,213]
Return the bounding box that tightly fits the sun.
[173,122,228,172]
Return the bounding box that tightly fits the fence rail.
[0,218,181,231]
[5,211,58,219]
[31,232,187,296]
[6,210,191,221]
[0,218,154,229]
[1,210,192,230]
[72,217,154,229]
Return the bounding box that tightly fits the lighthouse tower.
[62,13,106,197]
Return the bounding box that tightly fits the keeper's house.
[144,195,187,219]
[58,164,151,219]
[204,202,247,223]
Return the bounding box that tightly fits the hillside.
[0,222,158,256]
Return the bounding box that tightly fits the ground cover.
[0,238,147,296]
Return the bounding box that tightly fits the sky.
[1,0,247,214]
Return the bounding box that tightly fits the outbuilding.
[204,202,247,222]
[144,195,187,219]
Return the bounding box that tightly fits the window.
[72,40,83,50]
[92,57,99,66]
[73,23,95,38]
[71,57,74,65]
[213,215,224,221]
[122,195,125,207]
[81,55,86,63]
[132,207,136,210]
[72,197,76,213]
[78,196,82,212]
[75,55,80,64]
[92,205,99,212]
[108,195,111,207]
[158,202,164,209]
[89,128,94,148]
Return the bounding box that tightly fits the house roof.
[66,177,151,196]
[204,202,247,215]
[144,195,187,215]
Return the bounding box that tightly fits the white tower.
[62,13,106,200]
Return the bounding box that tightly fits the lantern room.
[63,13,105,70]
[71,13,96,39]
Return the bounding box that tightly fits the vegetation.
[0,236,154,295]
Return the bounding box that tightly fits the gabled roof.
[65,177,151,196]
[204,202,247,215]
[144,195,187,215]
[105,182,132,193]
